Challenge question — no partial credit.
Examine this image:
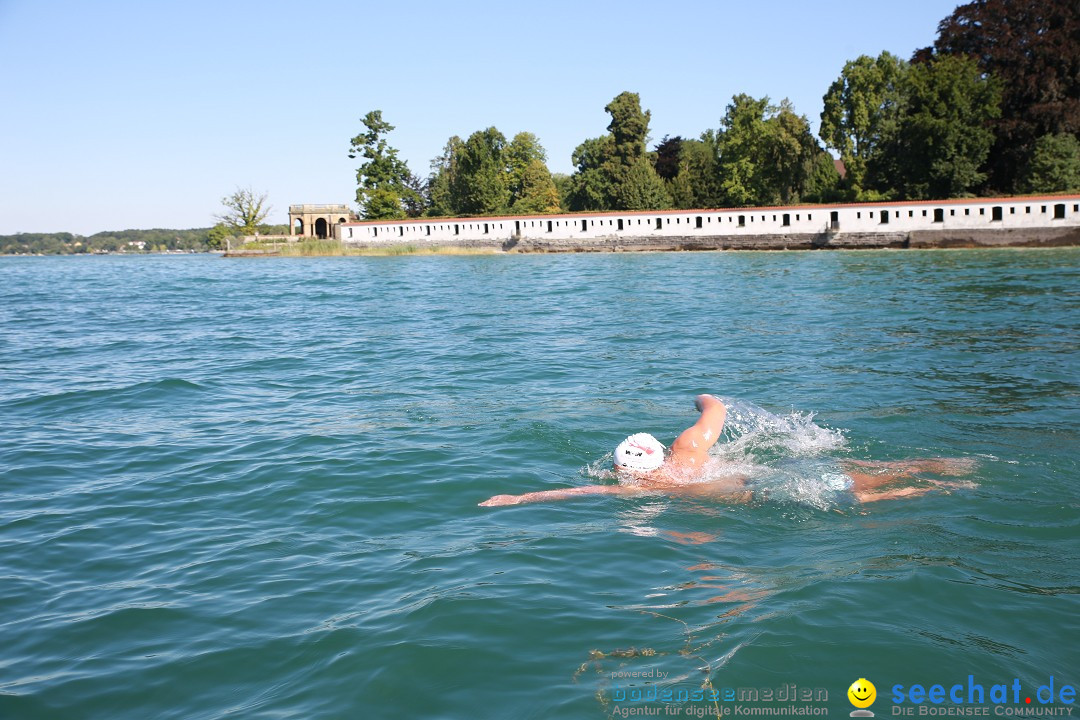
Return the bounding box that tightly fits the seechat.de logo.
[849,678,878,717]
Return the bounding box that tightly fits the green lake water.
[1,250,1077,719]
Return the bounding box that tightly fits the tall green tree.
[606,91,651,163]
[614,157,673,210]
[348,110,417,220]
[505,132,560,213]
[803,152,844,203]
[449,127,510,215]
[924,0,1080,192]
[761,100,821,204]
[820,52,908,198]
[602,91,670,210]
[714,95,820,206]
[427,136,464,217]
[666,132,722,209]
[565,93,673,211]
[505,132,545,197]
[513,158,561,213]
[885,54,1001,199]
[565,135,616,211]
[716,94,773,206]
[428,131,559,216]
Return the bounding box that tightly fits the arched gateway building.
[289,204,355,239]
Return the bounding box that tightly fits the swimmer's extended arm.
[668,394,727,467]
[479,485,643,507]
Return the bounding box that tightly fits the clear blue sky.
[0,0,962,235]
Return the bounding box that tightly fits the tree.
[925,0,1080,192]
[427,130,559,216]
[886,55,1001,199]
[362,188,411,220]
[427,136,464,217]
[665,132,721,209]
[761,100,821,204]
[711,95,825,207]
[715,94,773,206]
[512,158,561,213]
[803,152,844,203]
[565,136,616,211]
[348,110,417,220]
[564,92,674,211]
[505,132,545,199]
[606,91,651,163]
[207,223,232,250]
[613,158,672,210]
[505,132,560,213]
[449,127,510,215]
[402,171,429,218]
[820,52,908,198]
[551,173,573,211]
[603,91,670,209]
[653,136,684,181]
[1020,133,1080,193]
[215,187,271,235]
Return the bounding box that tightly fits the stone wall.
[338,194,1080,252]
[341,227,1080,253]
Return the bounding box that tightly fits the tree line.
[3,189,285,255]
[350,0,1079,221]
[0,224,289,255]
[0,229,214,255]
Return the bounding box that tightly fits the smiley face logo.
[848,678,877,709]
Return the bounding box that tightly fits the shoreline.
[324,193,1080,256]
[224,226,1080,257]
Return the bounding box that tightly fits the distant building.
[289,204,356,239]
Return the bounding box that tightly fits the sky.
[0,0,964,235]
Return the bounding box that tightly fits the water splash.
[711,398,852,510]
[715,397,847,462]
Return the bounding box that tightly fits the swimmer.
[478,394,975,507]
[480,395,740,507]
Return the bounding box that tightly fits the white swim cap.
[614,433,665,472]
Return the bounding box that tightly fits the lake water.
[1,250,1077,719]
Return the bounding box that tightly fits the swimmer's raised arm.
[668,394,727,469]
[479,484,644,507]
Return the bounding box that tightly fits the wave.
[5,378,208,416]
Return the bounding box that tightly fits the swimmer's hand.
[694,394,723,412]
[479,494,522,507]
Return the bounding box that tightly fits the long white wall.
[338,195,1080,245]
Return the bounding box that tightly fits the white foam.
[714,397,847,460]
